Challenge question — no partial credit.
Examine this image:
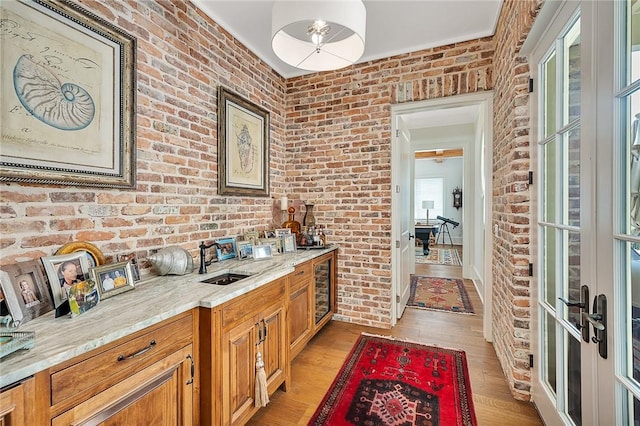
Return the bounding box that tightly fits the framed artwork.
[0,260,55,326]
[236,241,254,260]
[56,241,106,267]
[66,279,99,317]
[0,0,137,188]
[217,86,270,197]
[90,261,135,299]
[282,235,297,253]
[275,228,291,238]
[243,231,260,245]
[261,238,281,255]
[216,238,237,261]
[42,252,91,308]
[252,244,273,260]
[264,230,276,238]
[117,252,141,281]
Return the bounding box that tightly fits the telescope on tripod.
[436,215,459,228]
[435,216,459,245]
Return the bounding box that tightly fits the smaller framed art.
[0,260,54,326]
[252,244,273,260]
[275,228,291,238]
[66,279,100,317]
[117,252,141,281]
[236,241,254,260]
[261,238,281,255]
[42,252,91,309]
[282,235,297,253]
[91,261,135,300]
[243,231,260,245]
[216,238,237,261]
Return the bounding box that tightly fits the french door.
[529,1,640,424]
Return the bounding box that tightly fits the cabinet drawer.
[50,313,192,407]
[290,262,312,288]
[221,278,285,329]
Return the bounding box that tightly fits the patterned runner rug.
[415,247,462,266]
[309,333,477,426]
[408,276,475,314]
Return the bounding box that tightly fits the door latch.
[581,294,607,359]
[559,285,590,343]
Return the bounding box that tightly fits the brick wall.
[1,1,288,267]
[285,40,493,329]
[491,0,542,401]
[0,0,544,400]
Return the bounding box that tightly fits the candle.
[280,195,288,210]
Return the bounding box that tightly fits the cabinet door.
[0,377,33,426]
[52,345,194,426]
[260,303,286,393]
[223,316,258,425]
[288,277,312,359]
[313,252,335,330]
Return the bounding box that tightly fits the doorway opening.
[390,92,494,342]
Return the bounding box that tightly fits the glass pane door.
[537,13,583,425]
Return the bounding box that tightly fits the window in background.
[415,177,444,223]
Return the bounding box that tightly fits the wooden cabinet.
[288,261,313,359]
[46,311,197,425]
[216,277,288,426]
[0,376,42,426]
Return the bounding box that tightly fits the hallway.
[247,246,543,425]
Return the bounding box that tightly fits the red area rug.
[309,334,477,426]
[408,276,475,314]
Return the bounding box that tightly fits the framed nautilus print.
[217,86,270,197]
[0,0,136,188]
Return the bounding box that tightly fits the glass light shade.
[271,0,366,72]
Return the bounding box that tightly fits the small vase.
[303,203,316,228]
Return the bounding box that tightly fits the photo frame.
[42,252,91,309]
[56,241,106,267]
[90,261,135,299]
[282,235,297,253]
[217,86,270,197]
[0,260,55,326]
[264,230,276,238]
[275,228,291,238]
[0,0,136,188]
[216,238,237,261]
[66,279,100,317]
[243,231,260,245]
[117,252,141,281]
[261,238,282,255]
[236,241,254,260]
[252,244,273,260]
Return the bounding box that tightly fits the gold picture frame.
[0,0,136,188]
[90,261,135,300]
[56,241,106,267]
[217,86,270,197]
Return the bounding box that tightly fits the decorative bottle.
[282,207,300,238]
[303,203,316,228]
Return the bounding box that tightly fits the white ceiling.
[191,0,503,79]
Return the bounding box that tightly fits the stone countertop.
[0,246,337,389]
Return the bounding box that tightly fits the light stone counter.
[0,246,336,389]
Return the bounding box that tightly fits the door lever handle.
[559,297,585,308]
[581,312,605,331]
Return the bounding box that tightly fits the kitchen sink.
[200,273,250,285]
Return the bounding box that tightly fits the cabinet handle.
[117,340,156,361]
[186,354,194,385]
[262,319,267,339]
[295,270,305,276]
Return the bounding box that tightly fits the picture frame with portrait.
[275,228,291,238]
[42,252,91,310]
[0,260,55,327]
[243,231,260,246]
[90,261,135,300]
[117,252,141,282]
[261,238,282,255]
[216,238,237,261]
[282,235,297,253]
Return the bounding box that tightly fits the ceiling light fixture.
[271,0,366,72]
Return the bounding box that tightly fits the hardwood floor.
[246,245,543,425]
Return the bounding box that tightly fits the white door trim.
[390,91,494,341]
